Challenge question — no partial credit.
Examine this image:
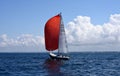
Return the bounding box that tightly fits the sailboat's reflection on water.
[44,58,64,76]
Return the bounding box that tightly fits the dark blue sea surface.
[0,52,120,76]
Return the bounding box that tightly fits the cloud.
[0,34,45,52]
[66,14,120,52]
[0,14,120,52]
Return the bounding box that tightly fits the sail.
[58,14,68,55]
[44,14,61,51]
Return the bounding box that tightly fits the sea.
[0,52,120,76]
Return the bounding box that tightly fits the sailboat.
[44,13,69,60]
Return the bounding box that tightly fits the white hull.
[49,52,69,60]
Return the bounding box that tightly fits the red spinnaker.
[44,14,61,51]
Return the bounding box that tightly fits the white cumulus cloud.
[66,14,120,52]
[0,34,45,52]
[0,14,120,52]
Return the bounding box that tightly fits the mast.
[58,13,68,55]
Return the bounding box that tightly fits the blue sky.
[0,0,120,52]
[0,0,120,37]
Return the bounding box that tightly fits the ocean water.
[0,52,120,76]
